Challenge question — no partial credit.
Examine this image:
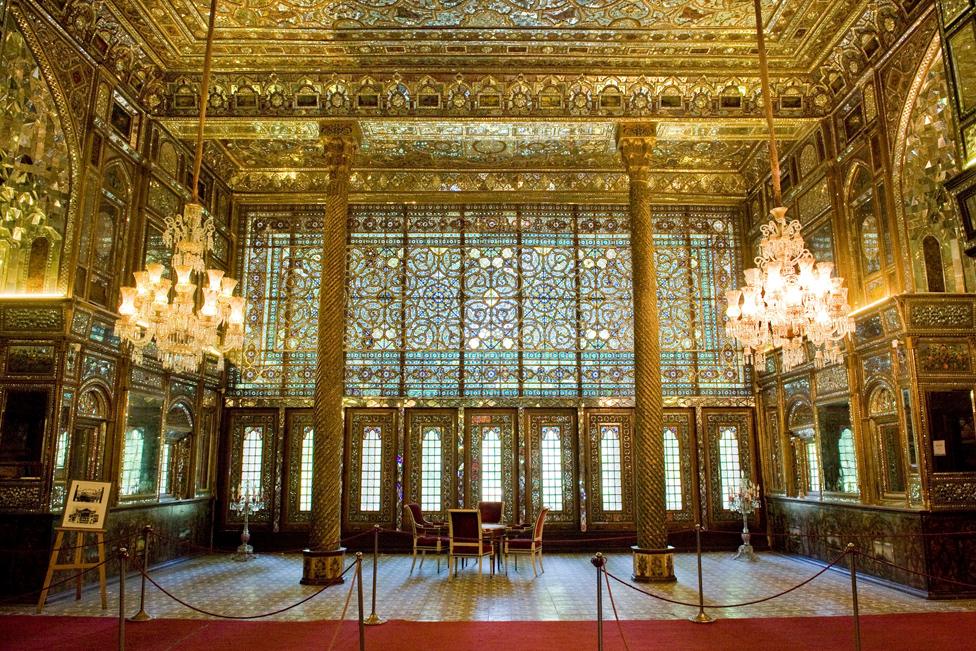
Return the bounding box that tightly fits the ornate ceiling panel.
[101,0,871,74]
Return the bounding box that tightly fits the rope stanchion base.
[301,547,347,586]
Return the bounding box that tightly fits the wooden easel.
[36,527,107,613]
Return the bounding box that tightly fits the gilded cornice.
[157,71,829,120]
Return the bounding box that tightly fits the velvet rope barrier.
[139,559,357,620]
[602,547,850,610]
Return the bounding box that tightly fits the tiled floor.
[10,551,976,622]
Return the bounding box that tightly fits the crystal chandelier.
[725,207,854,371]
[724,0,854,372]
[115,0,245,374]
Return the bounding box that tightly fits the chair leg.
[410,548,417,574]
[538,550,544,574]
[478,556,483,576]
[437,551,441,573]
[490,553,494,577]
[530,551,538,577]
[420,550,426,570]
[449,555,455,579]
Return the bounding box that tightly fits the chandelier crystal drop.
[724,207,854,372]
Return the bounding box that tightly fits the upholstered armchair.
[504,507,549,576]
[477,500,504,524]
[403,503,442,574]
[448,509,494,577]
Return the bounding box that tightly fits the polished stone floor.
[10,551,976,622]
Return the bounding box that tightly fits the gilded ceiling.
[104,0,866,73]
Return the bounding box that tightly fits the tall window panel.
[420,427,442,512]
[540,426,564,511]
[480,427,503,502]
[360,426,383,512]
[159,442,171,495]
[663,427,682,511]
[838,428,858,493]
[240,426,264,495]
[807,442,822,493]
[299,427,314,512]
[120,430,144,496]
[718,426,742,502]
[600,425,623,511]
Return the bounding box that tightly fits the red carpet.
[1,612,973,650]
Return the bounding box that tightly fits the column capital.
[319,120,361,173]
[616,122,657,178]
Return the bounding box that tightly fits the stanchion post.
[591,552,605,651]
[690,524,715,624]
[356,552,366,651]
[129,525,152,622]
[117,547,128,651]
[848,543,861,651]
[364,524,384,625]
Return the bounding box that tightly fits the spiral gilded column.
[617,123,675,582]
[302,121,360,586]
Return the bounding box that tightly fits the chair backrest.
[533,507,549,542]
[478,501,504,524]
[406,502,426,526]
[402,503,419,538]
[448,509,482,550]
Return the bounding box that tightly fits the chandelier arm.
[191,0,219,204]
[753,0,781,208]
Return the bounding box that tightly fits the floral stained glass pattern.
[231,203,748,399]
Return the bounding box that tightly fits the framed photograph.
[61,480,112,530]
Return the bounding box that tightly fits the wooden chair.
[448,509,494,578]
[403,503,441,574]
[477,500,504,524]
[504,507,549,576]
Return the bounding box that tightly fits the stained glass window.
[600,425,623,511]
[540,426,564,511]
[663,427,682,511]
[718,426,742,504]
[480,426,503,502]
[231,204,747,399]
[360,426,383,511]
[299,426,314,512]
[241,427,264,496]
[421,427,442,512]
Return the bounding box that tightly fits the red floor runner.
[1,612,973,650]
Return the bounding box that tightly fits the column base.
[631,545,676,583]
[301,547,346,585]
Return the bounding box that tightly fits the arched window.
[600,425,622,511]
[838,427,858,493]
[359,426,382,511]
[299,426,314,511]
[420,427,442,512]
[849,165,885,302]
[663,427,682,511]
[240,426,264,496]
[718,427,743,502]
[480,427,503,502]
[540,426,563,512]
[922,235,946,292]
